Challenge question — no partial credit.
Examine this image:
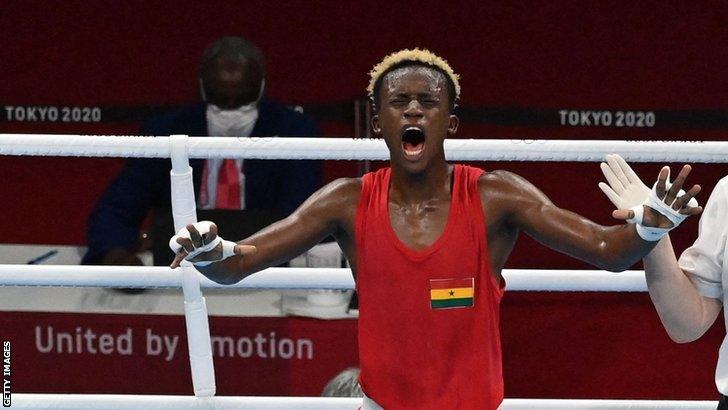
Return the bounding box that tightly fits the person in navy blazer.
[83,37,322,266]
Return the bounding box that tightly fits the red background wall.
[2,0,727,400]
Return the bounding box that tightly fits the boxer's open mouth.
[401,126,425,160]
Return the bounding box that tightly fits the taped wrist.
[169,221,236,265]
[192,240,237,266]
[628,181,697,241]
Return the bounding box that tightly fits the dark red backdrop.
[2,0,727,400]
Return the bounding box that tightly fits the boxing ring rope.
[10,394,719,409]
[2,133,728,162]
[0,265,653,292]
[4,133,725,409]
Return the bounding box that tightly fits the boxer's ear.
[371,114,381,136]
[447,115,459,135]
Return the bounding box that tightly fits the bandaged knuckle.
[631,180,699,241]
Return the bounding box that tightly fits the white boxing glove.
[169,221,238,266]
[598,154,698,241]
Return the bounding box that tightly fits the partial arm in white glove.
[599,157,719,342]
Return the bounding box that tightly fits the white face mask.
[203,78,265,137]
[206,102,259,137]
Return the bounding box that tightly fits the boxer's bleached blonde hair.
[367,48,460,110]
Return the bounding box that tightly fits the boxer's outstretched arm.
[173,178,360,284]
[482,169,696,272]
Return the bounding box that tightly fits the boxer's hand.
[613,165,703,227]
[598,154,702,240]
[169,221,256,268]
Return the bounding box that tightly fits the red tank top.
[355,164,504,410]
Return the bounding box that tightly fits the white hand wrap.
[628,181,699,241]
[169,221,238,266]
[599,154,699,242]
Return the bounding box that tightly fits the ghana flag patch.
[429,277,475,309]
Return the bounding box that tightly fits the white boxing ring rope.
[0,265,654,292]
[2,133,728,162]
[9,394,719,410]
[3,133,724,409]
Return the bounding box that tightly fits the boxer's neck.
[389,161,452,205]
